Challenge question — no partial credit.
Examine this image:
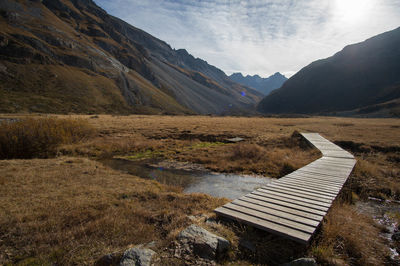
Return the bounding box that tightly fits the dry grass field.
[0,114,399,265]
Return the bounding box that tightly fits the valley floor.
[0,115,399,265]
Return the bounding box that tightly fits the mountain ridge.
[257,27,400,116]
[0,0,262,114]
[229,72,287,96]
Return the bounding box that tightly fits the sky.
[94,0,400,78]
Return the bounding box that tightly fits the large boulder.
[119,247,156,266]
[177,224,230,260]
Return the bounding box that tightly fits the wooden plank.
[270,181,338,197]
[256,188,332,208]
[251,191,329,212]
[299,167,352,177]
[257,187,333,205]
[214,132,356,244]
[284,173,346,185]
[264,183,335,200]
[295,169,349,178]
[237,196,324,221]
[298,168,352,177]
[214,207,312,244]
[273,179,342,192]
[231,199,321,226]
[303,164,354,172]
[308,162,355,169]
[220,203,316,233]
[281,177,345,188]
[244,194,327,216]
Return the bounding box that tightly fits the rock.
[119,247,156,266]
[177,224,230,260]
[95,252,120,266]
[392,232,400,242]
[226,137,244,143]
[282,257,317,266]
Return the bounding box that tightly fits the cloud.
[95,0,400,77]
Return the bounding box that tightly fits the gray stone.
[119,247,156,266]
[177,224,230,260]
[226,137,244,143]
[282,257,317,266]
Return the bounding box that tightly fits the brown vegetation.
[0,117,94,159]
[0,157,227,265]
[311,203,389,265]
[0,114,399,265]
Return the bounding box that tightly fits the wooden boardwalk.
[214,133,356,244]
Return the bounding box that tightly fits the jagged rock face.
[257,27,400,116]
[0,0,262,114]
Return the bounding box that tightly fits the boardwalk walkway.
[214,133,356,244]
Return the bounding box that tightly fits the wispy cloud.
[95,0,400,77]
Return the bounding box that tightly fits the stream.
[100,158,271,200]
[356,199,400,262]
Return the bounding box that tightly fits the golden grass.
[0,118,94,159]
[311,203,390,265]
[0,114,399,265]
[0,157,227,265]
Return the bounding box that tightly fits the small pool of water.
[100,158,271,199]
[183,173,271,199]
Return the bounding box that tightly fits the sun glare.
[334,0,375,24]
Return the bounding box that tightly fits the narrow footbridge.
[214,133,356,244]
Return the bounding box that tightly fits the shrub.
[0,118,94,159]
[230,143,265,161]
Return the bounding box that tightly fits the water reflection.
[100,158,271,199]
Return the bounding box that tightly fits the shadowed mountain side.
[0,0,262,114]
[257,27,400,116]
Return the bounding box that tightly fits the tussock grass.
[173,141,319,178]
[0,157,227,265]
[311,203,390,265]
[0,118,94,159]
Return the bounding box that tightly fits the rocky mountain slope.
[257,27,400,116]
[0,0,262,114]
[229,72,287,95]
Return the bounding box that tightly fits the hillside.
[257,27,400,116]
[229,72,287,95]
[0,0,262,114]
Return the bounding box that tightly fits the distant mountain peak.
[229,72,288,96]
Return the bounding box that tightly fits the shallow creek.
[356,199,400,262]
[100,158,271,200]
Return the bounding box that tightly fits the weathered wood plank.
[244,194,327,216]
[263,184,336,200]
[214,132,356,244]
[251,191,329,212]
[231,199,321,226]
[214,207,312,244]
[237,197,324,221]
[219,203,317,233]
[256,188,332,208]
[270,181,338,197]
